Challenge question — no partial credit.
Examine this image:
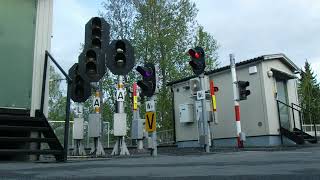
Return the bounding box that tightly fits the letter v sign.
[145,112,156,132]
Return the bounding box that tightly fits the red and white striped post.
[230,54,244,148]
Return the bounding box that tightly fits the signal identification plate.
[196,90,205,100]
[146,100,155,112]
[145,112,156,132]
[116,90,125,102]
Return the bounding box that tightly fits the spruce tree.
[298,61,320,124]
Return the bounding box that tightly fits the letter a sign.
[93,97,100,108]
[145,112,156,132]
[116,90,125,102]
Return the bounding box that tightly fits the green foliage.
[195,25,219,71]
[100,0,135,40]
[134,0,192,130]
[48,66,73,143]
[298,61,320,124]
[48,66,66,122]
[99,0,219,131]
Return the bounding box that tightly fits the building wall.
[173,81,199,142]
[173,61,269,143]
[30,0,53,117]
[0,0,37,108]
[261,59,300,135]
[210,62,268,139]
[0,0,53,116]
[173,58,299,146]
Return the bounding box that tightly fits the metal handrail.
[277,100,318,144]
[40,50,72,162]
[277,100,304,132]
[277,100,300,111]
[292,102,313,114]
[277,100,304,144]
[292,102,317,141]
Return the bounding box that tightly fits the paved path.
[1,146,320,180]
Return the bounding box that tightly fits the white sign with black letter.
[93,97,100,108]
[146,100,155,112]
[76,104,83,115]
[116,90,125,102]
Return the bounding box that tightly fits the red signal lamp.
[188,49,200,59]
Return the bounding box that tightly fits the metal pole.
[111,75,129,156]
[151,95,157,156]
[133,82,144,150]
[117,76,124,113]
[117,76,125,152]
[299,111,304,142]
[230,54,244,148]
[63,81,72,161]
[199,73,210,152]
[92,82,105,156]
[171,87,177,143]
[86,122,89,148]
[107,122,110,148]
[291,103,296,129]
[40,53,48,114]
[99,79,104,127]
[209,80,217,147]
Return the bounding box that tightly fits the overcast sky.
[52,0,320,80]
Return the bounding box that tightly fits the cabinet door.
[0,0,37,109]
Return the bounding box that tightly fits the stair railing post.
[298,111,304,142]
[40,52,49,114]
[291,103,296,129]
[276,100,283,145]
[63,81,72,161]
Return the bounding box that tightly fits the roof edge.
[167,53,300,86]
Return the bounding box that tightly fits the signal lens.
[189,61,198,69]
[136,66,152,78]
[188,49,200,59]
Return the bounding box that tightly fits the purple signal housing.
[136,66,152,78]
[144,71,152,77]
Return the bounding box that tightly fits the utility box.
[113,113,127,136]
[179,104,194,123]
[147,137,153,149]
[73,118,84,140]
[195,100,213,122]
[88,113,101,138]
[131,119,144,139]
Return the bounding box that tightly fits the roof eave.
[263,54,300,72]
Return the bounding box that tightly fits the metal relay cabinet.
[179,104,194,123]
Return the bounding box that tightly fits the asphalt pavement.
[1,145,320,180]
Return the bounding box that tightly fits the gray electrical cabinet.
[179,104,194,123]
[131,119,144,139]
[88,114,102,138]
